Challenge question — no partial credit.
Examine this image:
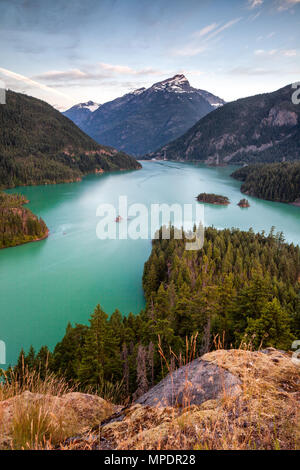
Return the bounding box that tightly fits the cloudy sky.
[0,0,299,109]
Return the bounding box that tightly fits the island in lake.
[0,192,48,249]
[196,193,230,205]
[238,198,250,208]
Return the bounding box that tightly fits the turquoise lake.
[1,160,300,366]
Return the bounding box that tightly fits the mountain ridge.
[0,90,140,189]
[63,74,225,156]
[149,84,300,164]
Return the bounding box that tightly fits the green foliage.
[0,191,48,248]
[197,193,229,205]
[0,90,141,189]
[232,161,300,203]
[14,227,300,399]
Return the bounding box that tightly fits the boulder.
[136,358,241,407]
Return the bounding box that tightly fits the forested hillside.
[231,161,300,203]
[0,192,48,248]
[150,84,300,164]
[11,227,300,398]
[0,91,140,189]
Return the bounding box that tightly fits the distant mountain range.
[0,91,140,189]
[63,74,225,156]
[149,84,300,165]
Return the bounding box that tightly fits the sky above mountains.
[0,0,299,109]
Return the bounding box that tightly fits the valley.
[1,161,300,367]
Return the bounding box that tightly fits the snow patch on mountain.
[151,74,191,93]
[77,101,100,112]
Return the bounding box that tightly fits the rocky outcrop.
[1,349,299,450]
[96,348,299,450]
[136,358,241,407]
[238,198,250,208]
[262,107,298,127]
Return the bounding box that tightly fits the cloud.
[228,66,277,75]
[33,63,167,85]
[229,65,300,76]
[248,10,262,21]
[172,45,208,57]
[173,17,242,57]
[192,23,218,38]
[34,69,94,82]
[0,67,71,99]
[254,49,297,56]
[277,0,300,10]
[98,63,164,76]
[247,0,264,8]
[254,49,278,55]
[205,18,242,40]
[283,49,297,56]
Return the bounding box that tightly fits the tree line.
[232,161,300,203]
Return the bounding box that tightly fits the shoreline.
[0,229,49,250]
[1,165,141,191]
[290,199,300,207]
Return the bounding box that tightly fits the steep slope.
[64,75,225,156]
[150,84,300,164]
[63,101,100,128]
[0,90,140,189]
[231,161,300,204]
[0,192,48,248]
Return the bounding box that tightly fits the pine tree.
[78,305,109,386]
[245,298,293,350]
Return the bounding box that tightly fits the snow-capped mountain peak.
[151,74,191,93]
[63,74,225,155]
[77,101,100,112]
[162,74,189,86]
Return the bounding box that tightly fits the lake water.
[1,161,300,366]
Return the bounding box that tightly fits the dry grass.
[0,367,72,402]
[100,340,300,451]
[0,368,81,449]
[11,394,79,450]
[0,340,299,450]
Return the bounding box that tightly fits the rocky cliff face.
[150,84,300,165]
[63,75,225,156]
